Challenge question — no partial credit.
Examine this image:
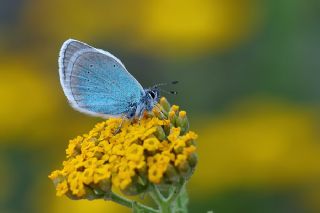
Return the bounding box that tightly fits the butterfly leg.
[137,111,145,124]
[155,104,167,119]
[113,115,126,134]
[114,103,137,134]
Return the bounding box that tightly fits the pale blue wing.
[58,39,145,118]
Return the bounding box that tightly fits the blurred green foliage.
[0,0,319,212]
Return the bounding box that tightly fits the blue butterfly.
[58,39,160,119]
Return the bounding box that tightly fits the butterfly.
[58,39,162,119]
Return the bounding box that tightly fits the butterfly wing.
[58,39,145,118]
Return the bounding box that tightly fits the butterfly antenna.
[159,88,178,95]
[153,81,179,88]
[153,81,178,95]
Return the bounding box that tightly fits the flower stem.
[173,184,188,213]
[167,179,186,204]
[149,178,188,213]
[109,192,158,213]
[104,179,188,213]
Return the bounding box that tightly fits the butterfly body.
[58,39,160,119]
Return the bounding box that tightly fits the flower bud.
[66,191,82,200]
[152,107,161,118]
[171,105,179,112]
[160,97,171,112]
[84,186,99,200]
[176,111,189,134]
[163,164,180,184]
[121,175,148,196]
[155,126,166,140]
[188,153,198,169]
[178,161,192,180]
[97,179,112,193]
[169,111,177,127]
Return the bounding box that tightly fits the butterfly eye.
[150,91,155,99]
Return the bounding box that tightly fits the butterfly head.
[144,88,160,111]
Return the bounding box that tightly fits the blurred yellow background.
[1,0,320,212]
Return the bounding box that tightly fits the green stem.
[110,192,158,213]
[149,186,173,213]
[174,185,188,213]
[149,179,188,213]
[101,179,188,213]
[167,180,186,204]
[158,201,172,213]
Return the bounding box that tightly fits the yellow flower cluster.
[49,97,198,199]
